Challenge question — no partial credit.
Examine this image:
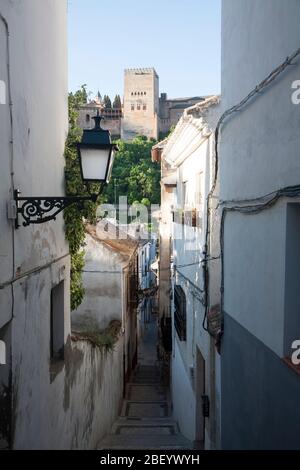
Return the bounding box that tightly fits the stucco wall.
[221,313,300,450]
[221,0,300,359]
[220,0,300,449]
[171,340,196,441]
[0,1,125,450]
[0,0,70,448]
[163,102,221,448]
[72,234,123,332]
[13,320,124,449]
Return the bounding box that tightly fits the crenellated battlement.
[124,67,157,76]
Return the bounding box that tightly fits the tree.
[113,94,122,109]
[64,85,104,310]
[103,94,112,109]
[103,135,161,207]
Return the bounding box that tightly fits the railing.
[172,209,203,228]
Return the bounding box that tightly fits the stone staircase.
[98,364,192,450]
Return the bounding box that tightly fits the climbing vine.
[64,86,102,310]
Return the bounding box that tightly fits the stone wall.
[122,68,159,140]
[78,106,121,139]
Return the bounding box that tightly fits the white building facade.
[220,0,300,449]
[157,97,222,449]
[0,1,123,449]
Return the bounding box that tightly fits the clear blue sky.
[68,0,221,100]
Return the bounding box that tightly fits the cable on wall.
[202,45,300,335]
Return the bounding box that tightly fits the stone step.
[98,434,193,450]
[111,421,177,436]
[112,416,177,426]
[131,377,161,384]
[126,383,166,401]
[121,400,169,418]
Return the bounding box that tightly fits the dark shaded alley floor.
[98,315,192,450]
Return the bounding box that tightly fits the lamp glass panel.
[80,148,110,181]
[106,150,115,183]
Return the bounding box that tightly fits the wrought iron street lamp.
[12,111,117,228]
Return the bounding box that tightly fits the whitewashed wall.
[221,0,300,356]
[220,0,300,449]
[163,101,221,448]
[0,0,124,449]
[72,233,124,332]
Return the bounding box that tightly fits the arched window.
[86,114,90,122]
[143,104,147,110]
[137,104,141,110]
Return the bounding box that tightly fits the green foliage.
[73,320,121,353]
[64,85,102,311]
[103,135,161,206]
[103,94,112,109]
[158,123,176,141]
[113,94,122,109]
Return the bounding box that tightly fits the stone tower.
[121,68,159,140]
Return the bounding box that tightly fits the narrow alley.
[2,0,300,455]
[99,315,192,450]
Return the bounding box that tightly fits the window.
[196,172,203,206]
[144,92,147,96]
[131,104,134,111]
[143,104,147,110]
[0,80,5,104]
[137,104,141,110]
[86,114,90,122]
[182,181,188,208]
[0,339,5,365]
[50,281,65,361]
[174,285,186,341]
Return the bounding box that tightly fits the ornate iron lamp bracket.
[14,189,100,229]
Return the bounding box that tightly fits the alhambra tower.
[121,68,159,140]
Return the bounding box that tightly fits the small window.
[131,92,133,96]
[138,92,140,95]
[50,281,65,361]
[144,92,147,96]
[131,104,134,111]
[143,104,147,110]
[0,339,5,365]
[196,172,203,205]
[134,92,137,95]
[182,181,188,208]
[86,114,90,122]
[0,80,5,104]
[174,285,186,341]
[137,104,141,110]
